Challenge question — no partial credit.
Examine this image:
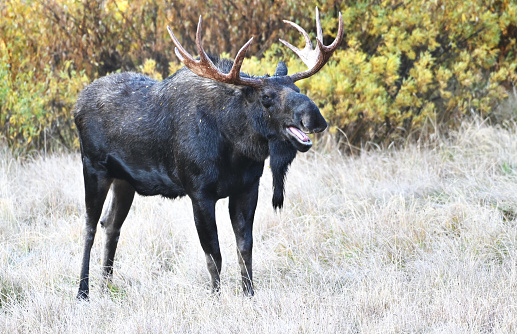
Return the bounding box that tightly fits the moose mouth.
[286,126,313,150]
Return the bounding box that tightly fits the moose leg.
[100,179,135,287]
[229,181,259,296]
[191,197,221,293]
[77,169,112,300]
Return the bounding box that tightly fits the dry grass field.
[1,120,517,333]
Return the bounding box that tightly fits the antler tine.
[283,7,344,82]
[280,20,316,69]
[167,25,195,64]
[167,16,263,88]
[324,12,344,51]
[279,19,316,69]
[315,7,323,44]
[280,20,313,51]
[194,16,215,65]
[231,37,255,79]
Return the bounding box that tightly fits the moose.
[74,8,343,299]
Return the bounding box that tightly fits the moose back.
[74,8,343,299]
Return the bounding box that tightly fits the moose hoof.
[76,290,90,301]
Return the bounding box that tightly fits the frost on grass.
[1,121,517,333]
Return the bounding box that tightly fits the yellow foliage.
[139,59,163,81]
[301,0,517,148]
[1,0,517,153]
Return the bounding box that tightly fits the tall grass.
[1,120,517,332]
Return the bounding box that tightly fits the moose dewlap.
[74,8,343,300]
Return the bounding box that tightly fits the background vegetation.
[1,0,517,153]
[2,2,517,330]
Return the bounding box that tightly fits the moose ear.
[274,61,288,76]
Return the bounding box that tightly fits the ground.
[1,120,516,333]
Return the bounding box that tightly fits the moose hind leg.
[77,170,112,300]
[229,182,259,296]
[191,197,222,293]
[100,179,135,286]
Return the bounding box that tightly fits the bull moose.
[74,8,343,299]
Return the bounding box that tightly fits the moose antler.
[167,8,343,86]
[167,17,264,88]
[280,7,344,82]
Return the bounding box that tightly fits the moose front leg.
[191,197,222,293]
[229,181,259,296]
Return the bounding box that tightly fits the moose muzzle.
[286,92,327,152]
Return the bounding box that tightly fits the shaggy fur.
[73,56,327,299]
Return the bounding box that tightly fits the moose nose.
[301,115,327,133]
[293,96,327,133]
[308,119,327,133]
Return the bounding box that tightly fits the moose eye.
[261,93,275,107]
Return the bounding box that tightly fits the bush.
[0,0,310,152]
[246,0,517,149]
[1,0,516,153]
[0,40,88,152]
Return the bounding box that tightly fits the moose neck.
[157,69,298,207]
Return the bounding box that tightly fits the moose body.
[75,8,343,299]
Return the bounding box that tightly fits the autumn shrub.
[0,0,311,152]
[245,0,517,149]
[1,0,517,153]
[0,42,88,151]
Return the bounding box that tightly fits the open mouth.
[286,126,312,146]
